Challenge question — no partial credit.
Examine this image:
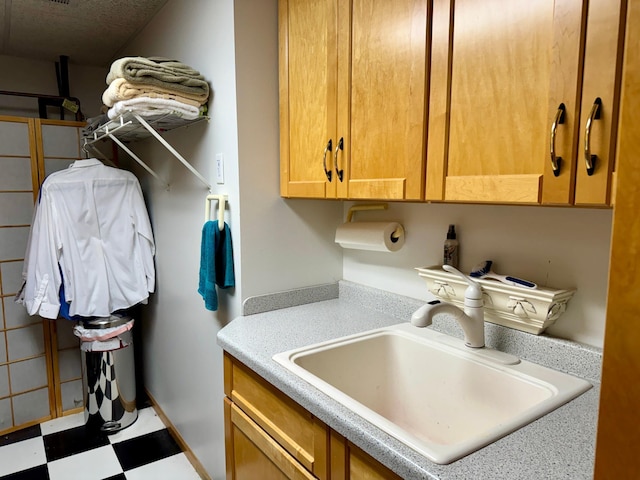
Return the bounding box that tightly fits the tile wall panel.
[56,320,78,349]
[3,298,38,329]
[44,158,75,176]
[0,366,8,398]
[0,332,5,363]
[0,158,32,191]
[0,398,11,430]
[12,388,49,425]
[61,379,83,411]
[57,349,81,382]
[0,122,30,156]
[41,125,80,158]
[0,227,29,261]
[9,357,48,393]
[6,324,44,361]
[0,261,24,295]
[0,192,34,226]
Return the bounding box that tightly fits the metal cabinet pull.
[323,139,332,181]
[334,137,344,182]
[584,97,602,176]
[549,103,565,177]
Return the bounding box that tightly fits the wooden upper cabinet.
[426,0,626,206]
[572,0,626,206]
[279,0,338,199]
[337,0,429,200]
[427,0,574,204]
[280,0,429,200]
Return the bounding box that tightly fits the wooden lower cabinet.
[224,353,399,480]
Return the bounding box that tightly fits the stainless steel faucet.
[411,265,485,348]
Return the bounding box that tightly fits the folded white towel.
[102,78,206,107]
[107,97,203,120]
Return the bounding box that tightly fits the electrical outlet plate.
[216,153,224,184]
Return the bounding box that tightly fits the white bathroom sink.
[273,323,591,464]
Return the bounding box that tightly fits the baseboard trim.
[144,389,211,480]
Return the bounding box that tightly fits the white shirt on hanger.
[19,158,155,319]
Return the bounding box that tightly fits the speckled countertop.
[217,281,602,480]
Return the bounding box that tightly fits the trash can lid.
[81,314,133,330]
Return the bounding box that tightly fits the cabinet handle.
[334,137,344,182]
[323,139,332,181]
[549,104,565,177]
[584,97,601,176]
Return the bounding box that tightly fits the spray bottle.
[443,224,459,268]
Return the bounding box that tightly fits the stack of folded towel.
[102,56,210,120]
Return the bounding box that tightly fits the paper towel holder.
[346,204,404,241]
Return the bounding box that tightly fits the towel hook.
[205,194,228,231]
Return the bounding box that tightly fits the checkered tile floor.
[0,407,202,480]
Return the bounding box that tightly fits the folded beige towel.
[106,57,210,98]
[102,78,206,107]
[107,97,203,120]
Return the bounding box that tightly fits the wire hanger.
[81,139,90,158]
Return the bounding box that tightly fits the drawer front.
[225,353,328,478]
[227,399,316,480]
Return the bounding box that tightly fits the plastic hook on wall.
[205,194,228,231]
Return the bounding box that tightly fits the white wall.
[122,1,341,478]
[120,3,240,478]
[233,1,344,297]
[341,202,612,348]
[0,54,106,118]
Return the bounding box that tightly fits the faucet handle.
[442,265,483,302]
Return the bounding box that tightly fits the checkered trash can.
[80,315,138,433]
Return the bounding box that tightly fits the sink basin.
[273,323,591,464]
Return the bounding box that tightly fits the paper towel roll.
[335,222,405,252]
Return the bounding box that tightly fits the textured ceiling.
[0,0,169,67]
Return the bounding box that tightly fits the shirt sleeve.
[15,198,39,306]
[131,180,156,293]
[22,187,62,319]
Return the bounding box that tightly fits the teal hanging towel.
[198,220,235,311]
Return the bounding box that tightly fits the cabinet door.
[426,0,585,204]
[279,0,338,198]
[573,0,626,206]
[337,0,429,200]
